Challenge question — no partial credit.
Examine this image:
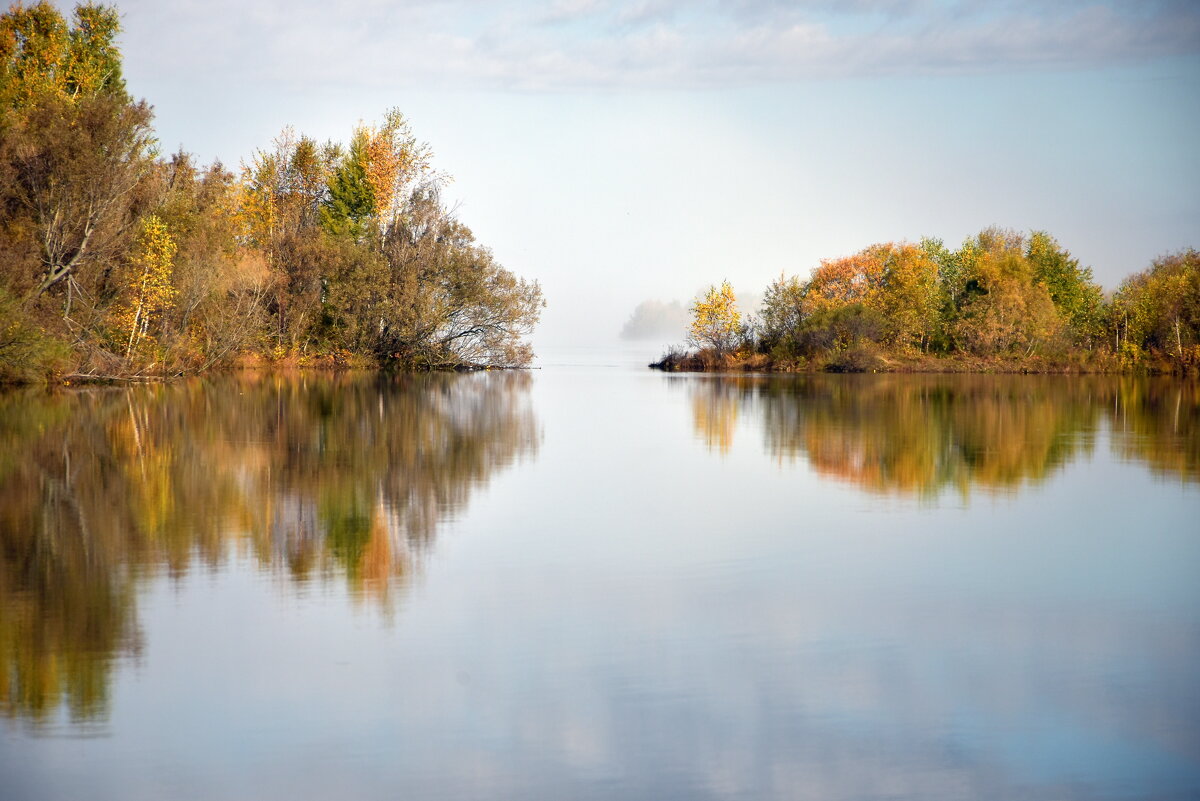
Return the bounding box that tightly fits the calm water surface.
[1,352,1198,800]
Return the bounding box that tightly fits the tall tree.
[320,129,375,241]
[11,94,155,301]
[0,2,125,109]
[1026,231,1103,343]
[113,213,175,359]
[1,2,152,305]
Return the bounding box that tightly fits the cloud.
[116,0,1200,94]
[539,0,608,24]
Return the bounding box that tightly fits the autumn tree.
[361,109,433,226]
[878,244,940,352]
[112,214,175,359]
[793,243,939,355]
[689,281,742,355]
[1,2,153,305]
[1111,249,1200,366]
[1026,231,1104,345]
[758,274,807,358]
[9,94,156,301]
[802,246,888,317]
[951,229,1062,356]
[155,156,271,369]
[379,190,543,367]
[0,5,544,377]
[0,1,125,109]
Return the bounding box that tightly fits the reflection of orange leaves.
[353,501,418,608]
[359,502,394,597]
[695,375,1186,500]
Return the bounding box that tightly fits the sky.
[104,0,1200,347]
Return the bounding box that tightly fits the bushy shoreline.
[648,347,1195,375]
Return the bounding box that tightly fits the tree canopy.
[669,229,1198,374]
[0,2,543,382]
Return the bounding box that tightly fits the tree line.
[0,2,543,383]
[671,230,1198,373]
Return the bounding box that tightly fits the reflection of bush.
[0,372,538,723]
[688,375,1199,497]
[1108,378,1200,482]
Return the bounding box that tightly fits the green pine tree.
[320,129,375,240]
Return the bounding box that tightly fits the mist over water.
[1,367,1197,800]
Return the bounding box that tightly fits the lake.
[1,352,1198,800]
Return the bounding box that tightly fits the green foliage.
[1026,231,1104,343]
[320,129,375,240]
[759,274,807,359]
[0,288,69,382]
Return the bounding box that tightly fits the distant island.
[653,233,1199,375]
[0,3,543,384]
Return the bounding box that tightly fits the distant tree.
[619,299,690,341]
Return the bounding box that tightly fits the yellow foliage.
[234,167,276,250]
[113,215,176,359]
[689,281,741,354]
[360,109,432,224]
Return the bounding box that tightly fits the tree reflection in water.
[685,374,1199,495]
[0,371,538,724]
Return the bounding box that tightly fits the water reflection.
[685,375,1199,495]
[0,371,538,723]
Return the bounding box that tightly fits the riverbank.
[11,354,522,388]
[649,347,1195,375]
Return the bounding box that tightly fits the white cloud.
[539,0,608,24]
[114,0,1200,94]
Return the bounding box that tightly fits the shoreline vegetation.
[653,235,1199,376]
[0,3,543,386]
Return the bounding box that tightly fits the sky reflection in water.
[0,369,1197,800]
